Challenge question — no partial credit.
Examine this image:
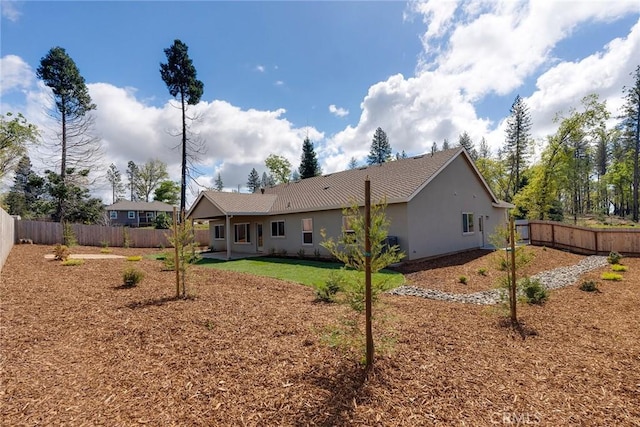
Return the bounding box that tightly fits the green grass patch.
[193,256,405,289]
[62,259,84,266]
[611,264,628,272]
[127,255,143,262]
[601,272,623,281]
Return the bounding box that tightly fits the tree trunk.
[180,91,187,222]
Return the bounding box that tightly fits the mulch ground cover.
[1,244,639,426]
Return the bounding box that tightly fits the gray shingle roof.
[105,201,175,212]
[189,148,498,217]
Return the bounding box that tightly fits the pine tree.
[504,95,532,200]
[126,161,139,201]
[214,173,223,191]
[247,168,261,192]
[620,65,640,221]
[261,171,269,188]
[6,155,45,218]
[442,138,450,150]
[348,157,358,169]
[430,142,438,155]
[298,137,321,179]
[478,137,491,159]
[106,163,125,204]
[458,131,477,160]
[367,127,392,165]
[160,39,204,216]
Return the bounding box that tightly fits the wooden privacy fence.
[14,220,210,248]
[529,220,640,256]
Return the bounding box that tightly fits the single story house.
[187,148,513,261]
[105,200,175,227]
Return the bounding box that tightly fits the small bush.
[314,272,344,303]
[53,244,70,261]
[127,255,143,262]
[314,248,321,259]
[297,248,305,258]
[279,248,288,257]
[611,264,628,272]
[100,248,112,254]
[161,252,175,271]
[607,251,622,265]
[154,212,171,229]
[477,267,488,276]
[458,275,468,284]
[62,259,83,266]
[601,272,623,281]
[518,277,548,305]
[123,267,144,287]
[579,280,599,292]
[62,223,77,247]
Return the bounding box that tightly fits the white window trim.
[110,211,117,219]
[462,212,475,235]
[214,224,225,240]
[234,223,251,244]
[302,218,313,245]
[342,215,355,233]
[270,220,285,238]
[146,212,155,219]
[128,211,136,219]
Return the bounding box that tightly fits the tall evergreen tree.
[160,39,204,216]
[348,157,358,169]
[261,171,269,188]
[442,138,450,150]
[478,137,491,159]
[367,127,392,165]
[214,173,224,191]
[430,141,438,155]
[298,137,321,178]
[5,155,45,218]
[37,46,99,222]
[620,65,640,221]
[126,161,139,201]
[106,163,125,204]
[504,95,532,200]
[458,131,477,160]
[247,168,260,193]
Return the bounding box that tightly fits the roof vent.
[323,186,330,190]
[413,155,424,159]
[357,166,367,170]
[260,188,265,194]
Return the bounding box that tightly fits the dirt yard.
[1,244,639,426]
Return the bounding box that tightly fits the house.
[187,148,513,261]
[105,200,175,227]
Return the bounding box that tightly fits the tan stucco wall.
[406,154,508,260]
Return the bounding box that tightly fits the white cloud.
[328,104,349,117]
[1,0,21,22]
[255,64,265,73]
[0,55,34,95]
[322,1,640,170]
[274,80,284,86]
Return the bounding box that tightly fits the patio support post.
[226,214,231,260]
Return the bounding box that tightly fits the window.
[462,212,474,234]
[302,218,313,245]
[271,220,285,237]
[234,223,250,243]
[214,224,225,240]
[342,215,356,233]
[109,211,117,219]
[128,211,135,219]
[146,212,155,220]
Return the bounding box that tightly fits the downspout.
[226,214,231,260]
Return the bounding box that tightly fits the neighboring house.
[105,201,175,227]
[187,148,513,261]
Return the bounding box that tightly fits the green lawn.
[193,256,405,289]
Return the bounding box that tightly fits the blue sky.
[1,0,639,203]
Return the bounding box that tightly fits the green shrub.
[154,212,171,229]
[601,272,623,281]
[62,259,83,266]
[62,222,77,247]
[53,244,70,261]
[297,248,305,258]
[123,267,144,287]
[518,277,548,305]
[127,255,142,262]
[100,248,112,254]
[458,275,468,284]
[477,267,488,276]
[611,264,628,272]
[314,271,344,303]
[607,251,622,265]
[579,280,599,292]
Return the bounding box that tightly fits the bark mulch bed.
[1,244,638,426]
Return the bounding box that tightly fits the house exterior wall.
[207,204,410,259]
[406,155,507,260]
[108,210,171,227]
